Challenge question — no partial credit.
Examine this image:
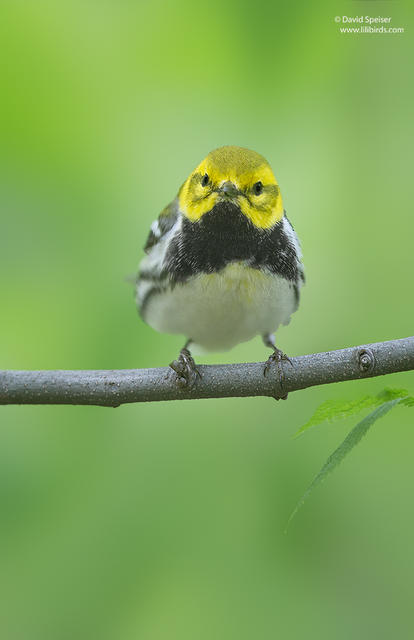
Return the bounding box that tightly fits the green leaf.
[295,387,413,438]
[287,397,406,531]
[294,396,380,437]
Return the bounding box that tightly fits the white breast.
[144,263,298,352]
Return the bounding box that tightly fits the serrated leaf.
[286,397,406,531]
[294,388,413,438]
[294,395,380,438]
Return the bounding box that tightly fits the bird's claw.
[263,348,293,376]
[169,348,201,389]
[263,347,293,400]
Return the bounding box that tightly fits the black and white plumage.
[136,146,304,381]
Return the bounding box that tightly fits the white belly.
[143,263,298,352]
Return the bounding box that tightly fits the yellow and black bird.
[136,146,304,386]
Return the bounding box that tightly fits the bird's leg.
[169,339,201,389]
[262,333,293,400]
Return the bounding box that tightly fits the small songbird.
[136,146,304,388]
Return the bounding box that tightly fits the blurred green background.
[1,0,413,638]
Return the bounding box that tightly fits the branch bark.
[1,337,413,407]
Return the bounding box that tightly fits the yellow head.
[178,146,284,230]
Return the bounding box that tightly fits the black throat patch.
[164,201,299,283]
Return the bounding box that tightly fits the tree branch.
[1,337,413,407]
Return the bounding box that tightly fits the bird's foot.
[263,348,293,400]
[169,348,201,389]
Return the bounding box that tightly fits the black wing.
[144,197,179,253]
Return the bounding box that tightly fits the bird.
[136,145,304,390]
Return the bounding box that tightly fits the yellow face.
[178,146,284,230]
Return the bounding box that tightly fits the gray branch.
[1,337,413,407]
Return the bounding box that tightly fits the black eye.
[253,181,263,195]
[201,173,209,187]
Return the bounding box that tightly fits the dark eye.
[201,173,209,187]
[253,181,263,195]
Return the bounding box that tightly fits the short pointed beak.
[220,181,239,198]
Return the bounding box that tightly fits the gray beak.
[220,181,239,198]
